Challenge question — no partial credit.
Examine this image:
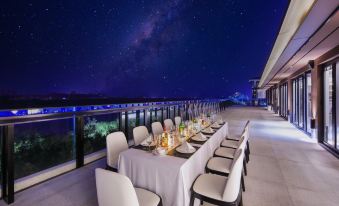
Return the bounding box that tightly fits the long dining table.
[118,122,229,206]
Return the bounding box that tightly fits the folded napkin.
[204,127,214,132]
[198,133,207,140]
[140,138,154,146]
[178,141,195,152]
[155,147,166,155]
[212,123,219,127]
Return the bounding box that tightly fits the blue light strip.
[0,99,221,118]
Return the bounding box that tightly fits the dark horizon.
[1,0,288,101]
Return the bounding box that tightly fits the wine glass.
[171,125,176,133]
[146,134,153,152]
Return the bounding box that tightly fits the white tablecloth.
[118,123,228,206]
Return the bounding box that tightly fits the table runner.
[118,123,228,206]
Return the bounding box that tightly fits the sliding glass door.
[292,80,297,124]
[337,61,339,150]
[306,73,312,134]
[279,83,288,119]
[291,72,312,135]
[324,65,335,147]
[298,76,305,128]
[292,76,305,129]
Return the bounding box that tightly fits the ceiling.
[259,0,339,89]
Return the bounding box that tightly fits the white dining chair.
[190,149,245,206]
[208,133,248,178]
[106,132,129,171]
[133,126,149,146]
[222,120,250,162]
[151,122,164,136]
[174,116,181,126]
[95,168,162,206]
[215,126,248,160]
[164,119,174,131]
[226,120,250,141]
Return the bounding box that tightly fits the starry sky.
[1,0,288,99]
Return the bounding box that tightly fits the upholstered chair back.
[174,116,181,126]
[106,132,129,169]
[95,168,139,206]
[151,122,164,136]
[222,149,244,202]
[164,119,174,131]
[133,126,149,146]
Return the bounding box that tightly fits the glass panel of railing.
[151,109,156,123]
[162,108,167,120]
[146,110,151,130]
[175,106,179,117]
[127,111,136,142]
[139,110,145,126]
[121,112,126,132]
[0,127,2,187]
[156,108,162,122]
[170,106,175,120]
[84,113,119,155]
[14,118,74,180]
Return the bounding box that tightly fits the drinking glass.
[147,134,153,152]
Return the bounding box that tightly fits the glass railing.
[127,111,136,142]
[14,118,75,180]
[0,99,226,204]
[84,113,119,155]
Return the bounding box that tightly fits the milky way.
[0,0,288,98]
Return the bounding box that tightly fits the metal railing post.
[75,116,84,168]
[124,111,129,140]
[2,125,15,204]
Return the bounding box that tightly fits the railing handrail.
[0,99,222,125]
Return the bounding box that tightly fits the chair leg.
[190,192,195,206]
[245,147,250,163]
[241,174,245,192]
[243,160,247,176]
[200,199,203,205]
[247,141,250,155]
[158,198,163,206]
[239,194,244,206]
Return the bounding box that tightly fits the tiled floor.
[1,107,339,206]
[220,107,339,206]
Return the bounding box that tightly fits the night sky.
[1,0,288,99]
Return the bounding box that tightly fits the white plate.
[141,142,156,147]
[202,129,214,134]
[152,150,166,156]
[191,135,207,142]
[211,124,221,129]
[176,146,196,154]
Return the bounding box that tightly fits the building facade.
[260,1,339,156]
